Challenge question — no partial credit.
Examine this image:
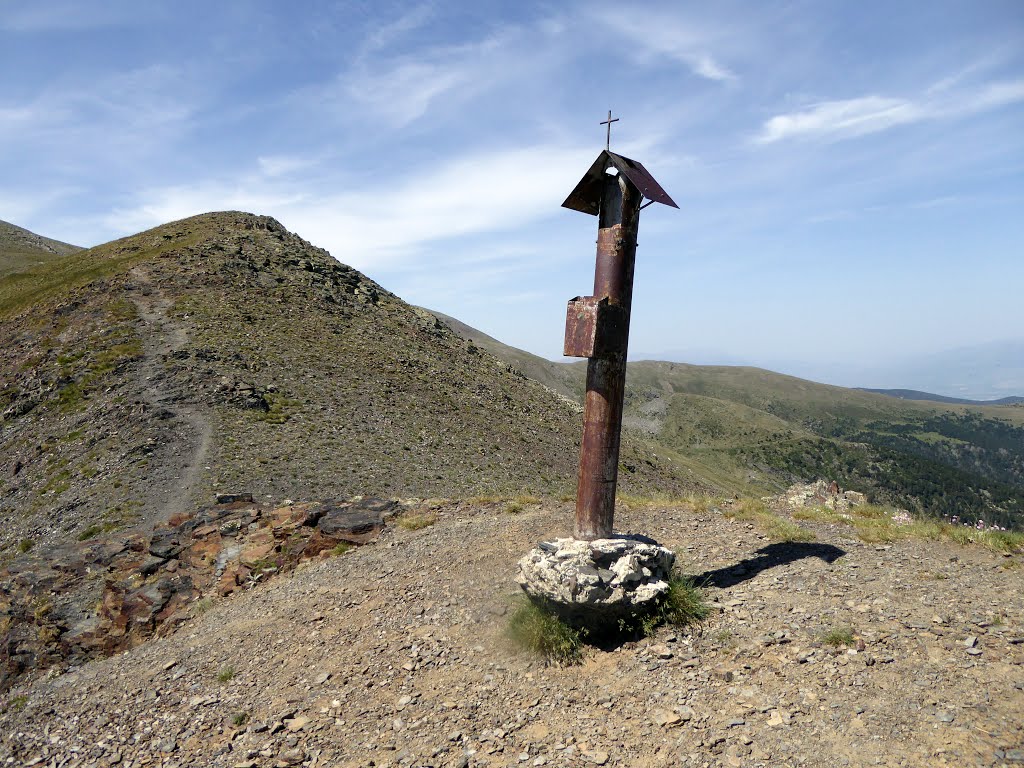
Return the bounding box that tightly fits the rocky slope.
[0,219,81,277]
[2,499,1021,767]
[0,213,696,558]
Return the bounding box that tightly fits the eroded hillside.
[0,212,696,556]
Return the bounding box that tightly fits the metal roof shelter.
[561,150,679,216]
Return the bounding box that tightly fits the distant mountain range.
[635,340,1024,403]
[859,388,1024,406]
[426,311,1024,530]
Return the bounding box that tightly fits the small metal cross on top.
[601,110,619,150]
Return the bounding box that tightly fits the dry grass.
[723,498,815,543]
[397,512,438,531]
[792,503,1024,554]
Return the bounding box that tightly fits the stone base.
[516,535,675,630]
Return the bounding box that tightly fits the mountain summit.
[0,212,690,555]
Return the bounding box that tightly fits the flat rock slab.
[314,498,398,543]
[517,535,675,628]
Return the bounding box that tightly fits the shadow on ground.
[694,542,847,589]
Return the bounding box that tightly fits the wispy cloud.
[757,96,922,143]
[586,6,738,82]
[311,22,554,129]
[358,4,435,56]
[345,57,476,126]
[756,77,1024,144]
[256,154,323,178]
[102,142,596,271]
[0,65,195,154]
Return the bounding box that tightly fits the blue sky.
[2,1,1022,396]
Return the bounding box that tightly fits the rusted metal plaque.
[564,296,629,359]
[564,295,599,358]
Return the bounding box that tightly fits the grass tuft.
[852,517,901,543]
[507,598,584,665]
[216,666,236,683]
[192,596,215,615]
[627,574,711,637]
[658,576,711,627]
[77,524,103,541]
[821,626,856,647]
[397,512,437,531]
[2,694,28,714]
[787,502,1024,554]
[329,542,352,556]
[792,506,850,525]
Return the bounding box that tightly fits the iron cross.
[600,110,619,150]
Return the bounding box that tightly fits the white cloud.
[756,78,1024,144]
[587,6,737,82]
[346,59,474,126]
[969,79,1024,111]
[691,55,735,82]
[359,4,435,55]
[757,96,922,143]
[309,23,550,129]
[256,154,320,178]
[101,142,596,272]
[0,65,195,154]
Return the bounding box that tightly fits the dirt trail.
[128,265,213,526]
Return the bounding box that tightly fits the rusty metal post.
[574,171,643,540]
[561,132,678,541]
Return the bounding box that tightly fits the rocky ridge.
[2,499,1021,768]
[0,220,81,276]
[1,212,697,557]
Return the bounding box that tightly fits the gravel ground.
[3,501,1022,768]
